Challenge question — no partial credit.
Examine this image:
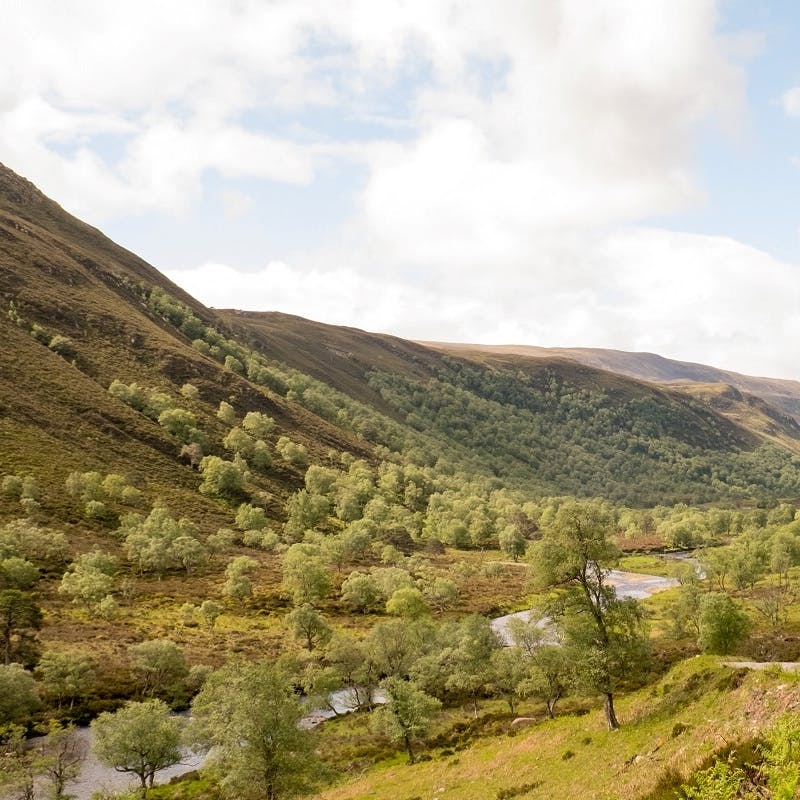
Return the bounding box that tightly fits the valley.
[2,162,800,800]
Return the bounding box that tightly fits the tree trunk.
[604,692,619,730]
[404,733,415,763]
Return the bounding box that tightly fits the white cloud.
[168,227,800,380]
[8,1,796,379]
[782,87,800,117]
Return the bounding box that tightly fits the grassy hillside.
[312,658,798,800]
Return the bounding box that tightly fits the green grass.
[309,658,800,800]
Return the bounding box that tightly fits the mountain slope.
[420,341,800,423]
[1,160,800,513]
[0,163,369,520]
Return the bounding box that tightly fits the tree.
[488,647,529,714]
[35,721,87,800]
[498,524,526,561]
[242,411,275,439]
[697,592,750,655]
[157,408,197,442]
[282,545,331,605]
[0,663,39,723]
[340,571,383,613]
[199,599,223,628]
[36,650,95,709]
[286,604,331,651]
[198,456,246,500]
[235,503,268,531]
[92,700,183,798]
[386,587,430,619]
[529,499,648,729]
[223,556,259,602]
[128,639,189,700]
[59,550,117,608]
[191,661,320,800]
[519,645,572,719]
[0,557,39,590]
[217,401,237,425]
[0,589,42,665]
[372,677,441,763]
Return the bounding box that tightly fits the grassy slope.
[315,658,797,800]
[0,164,369,519]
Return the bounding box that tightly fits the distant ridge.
[418,341,800,424]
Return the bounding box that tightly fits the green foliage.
[0,663,39,723]
[282,544,331,605]
[198,456,246,500]
[235,502,268,531]
[0,557,39,590]
[92,699,184,796]
[223,556,259,602]
[199,600,223,628]
[283,490,330,540]
[241,411,275,439]
[122,505,207,576]
[158,408,199,443]
[368,362,800,505]
[386,586,430,619]
[275,436,309,469]
[128,639,189,700]
[36,650,95,709]
[286,603,332,651]
[498,524,527,561]
[530,499,648,729]
[217,401,237,425]
[340,571,383,613]
[0,519,69,568]
[59,550,117,608]
[35,720,87,800]
[371,677,441,763]
[180,383,200,400]
[191,661,321,800]
[679,761,744,800]
[698,593,750,655]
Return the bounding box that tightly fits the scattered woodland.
[2,163,800,799]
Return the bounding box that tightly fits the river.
[42,567,679,799]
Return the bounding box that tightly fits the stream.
[42,566,681,799]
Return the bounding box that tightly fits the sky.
[2,0,800,380]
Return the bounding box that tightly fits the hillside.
[314,658,799,800]
[422,341,800,425]
[0,161,800,515]
[3,168,800,800]
[225,310,800,505]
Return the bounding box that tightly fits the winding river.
[47,567,679,800]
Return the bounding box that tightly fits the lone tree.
[191,660,320,800]
[91,699,183,798]
[529,499,648,730]
[372,677,441,763]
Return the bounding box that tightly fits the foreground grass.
[310,658,800,800]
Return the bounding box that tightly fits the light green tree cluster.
[1,473,41,515]
[59,550,118,610]
[121,505,208,576]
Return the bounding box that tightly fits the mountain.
[420,341,800,424]
[1,159,800,515]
